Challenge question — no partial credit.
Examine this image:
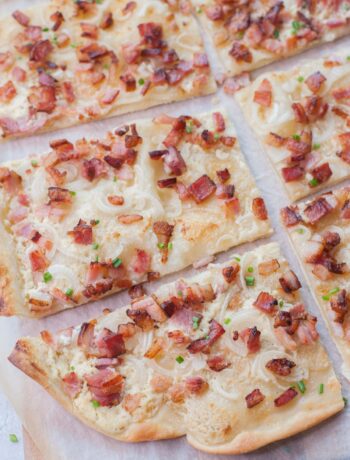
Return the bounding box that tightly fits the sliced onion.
[211,378,240,401]
[175,32,202,52]
[46,264,80,290]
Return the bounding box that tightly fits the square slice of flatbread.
[0,0,216,140]
[193,0,350,76]
[281,186,350,378]
[8,242,344,454]
[236,54,350,201]
[0,109,272,318]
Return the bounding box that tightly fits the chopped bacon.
[185,376,208,394]
[279,270,301,293]
[274,387,298,407]
[85,369,124,407]
[48,186,71,204]
[12,10,30,26]
[188,174,216,203]
[229,42,252,63]
[252,197,268,220]
[38,72,56,87]
[79,43,109,62]
[253,79,272,107]
[282,165,304,182]
[245,389,265,409]
[77,322,95,351]
[126,308,154,331]
[95,357,120,369]
[120,73,136,92]
[130,249,151,275]
[193,53,209,68]
[266,132,285,148]
[341,200,350,219]
[150,374,172,393]
[253,292,277,314]
[207,354,230,372]
[333,87,350,100]
[222,263,240,283]
[29,249,48,272]
[212,112,225,132]
[28,86,56,113]
[240,326,261,353]
[245,23,263,48]
[158,177,177,188]
[107,195,124,206]
[163,117,186,148]
[258,258,280,276]
[163,147,186,176]
[310,162,332,185]
[80,22,98,39]
[62,372,82,398]
[100,11,114,29]
[118,214,143,224]
[304,196,334,224]
[117,322,138,339]
[304,96,328,122]
[205,4,223,20]
[81,158,107,181]
[187,319,225,354]
[305,71,326,93]
[216,168,230,183]
[12,66,26,83]
[68,219,92,245]
[30,39,53,62]
[223,72,250,95]
[280,205,302,227]
[0,168,22,195]
[286,131,312,160]
[101,88,120,105]
[83,279,114,299]
[144,337,165,358]
[216,184,234,199]
[131,296,167,323]
[266,358,296,376]
[153,220,174,263]
[292,102,308,123]
[167,329,190,345]
[0,81,17,103]
[96,328,125,358]
[330,289,348,324]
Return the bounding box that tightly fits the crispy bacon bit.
[253,292,278,314]
[185,376,208,394]
[163,118,186,148]
[188,174,216,203]
[266,132,285,148]
[77,322,95,351]
[107,195,124,206]
[29,249,48,272]
[163,146,186,176]
[120,73,136,92]
[101,88,120,105]
[266,358,296,376]
[253,79,272,107]
[117,322,138,340]
[207,354,229,372]
[310,162,332,185]
[12,66,26,82]
[258,258,280,276]
[79,43,109,62]
[333,87,350,101]
[305,71,326,93]
[150,374,172,393]
[229,42,252,63]
[50,11,64,31]
[130,249,151,275]
[30,39,53,62]
[145,337,166,358]
[216,168,230,183]
[305,96,329,122]
[62,372,82,398]
[286,130,312,159]
[118,214,143,224]
[274,387,298,407]
[0,168,22,195]
[153,221,174,263]
[131,296,167,323]
[123,1,136,15]
[68,219,92,245]
[193,53,209,68]
[240,326,261,353]
[81,158,107,181]
[292,103,308,123]
[330,289,348,323]
[223,73,250,95]
[205,4,223,21]
[62,81,75,103]
[282,165,304,183]
[280,206,302,227]
[28,86,56,113]
[341,200,350,219]
[222,263,240,283]
[0,81,17,103]
[304,196,334,224]
[126,308,153,331]
[157,177,177,188]
[212,112,225,132]
[279,270,301,293]
[12,10,30,26]
[48,186,71,204]
[187,319,225,354]
[85,369,124,407]
[168,383,186,403]
[245,389,265,409]
[216,184,234,199]
[80,22,98,39]
[167,329,190,345]
[96,328,125,358]
[252,197,268,220]
[38,72,56,87]
[100,11,113,29]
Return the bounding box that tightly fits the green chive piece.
[347,56,350,61]
[329,287,340,296]
[91,399,100,408]
[224,318,231,325]
[296,228,305,234]
[43,272,53,283]
[69,190,76,196]
[234,256,241,262]
[322,294,330,301]
[92,243,99,250]
[292,134,301,141]
[95,255,99,262]
[112,257,122,268]
[192,316,200,330]
[279,300,284,308]
[95,0,103,4]
[9,434,18,443]
[70,43,78,48]
[308,178,319,188]
[70,365,75,371]
[66,288,73,297]
[138,78,145,85]
[291,20,303,35]
[237,31,244,39]
[197,7,202,13]
[247,266,254,273]
[185,120,193,134]
[245,275,255,287]
[42,27,49,32]
[343,396,348,406]
[176,355,184,364]
[313,143,321,150]
[177,290,183,297]
[297,380,306,394]
[31,159,38,167]
[157,242,165,249]
[297,76,304,82]
[273,29,280,39]
[94,219,100,225]
[214,133,220,140]
[167,242,173,250]
[319,383,324,394]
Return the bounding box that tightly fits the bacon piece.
[12,66,26,83]
[292,103,308,123]
[279,270,301,293]
[153,221,174,263]
[205,5,223,21]
[131,296,167,323]
[150,374,172,393]
[130,249,151,275]
[281,165,304,183]
[167,329,190,345]
[28,86,56,113]
[304,96,328,122]
[117,322,138,340]
[240,326,261,353]
[12,10,30,26]
[95,357,120,369]
[48,186,71,204]
[128,284,145,301]
[188,174,216,203]
[79,43,109,62]
[60,81,75,103]
[222,263,240,283]
[0,81,17,103]
[81,158,107,181]
[185,376,208,394]
[38,72,56,87]
[212,112,225,132]
[266,132,285,148]
[274,387,298,407]
[330,289,348,324]
[120,73,136,92]
[333,87,350,101]
[310,162,332,185]
[252,197,268,220]
[100,10,113,29]
[68,219,93,245]
[80,23,98,39]
[223,72,250,95]
[107,195,124,206]
[30,39,53,62]
[193,53,209,68]
[245,389,265,409]
[100,88,120,105]
[163,146,186,176]
[144,337,165,358]
[0,168,22,195]
[77,322,95,351]
[258,258,280,276]
[85,369,124,407]
[216,184,234,199]
[207,354,229,372]
[157,177,177,188]
[118,214,143,224]
[83,279,114,299]
[304,196,333,224]
[341,200,350,219]
[163,117,186,148]
[253,292,277,314]
[280,206,302,227]
[286,131,312,160]
[62,372,82,398]
[266,358,296,376]
[229,42,252,63]
[253,79,272,107]
[96,328,125,358]
[305,71,326,93]
[50,11,64,31]
[187,319,225,354]
[29,249,48,272]
[216,168,230,183]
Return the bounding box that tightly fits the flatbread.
[8,242,344,454]
[0,0,216,140]
[0,109,272,318]
[236,53,350,201]
[281,186,350,379]
[193,0,350,76]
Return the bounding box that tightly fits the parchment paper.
[0,1,350,458]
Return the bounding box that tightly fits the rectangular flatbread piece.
[236,54,350,201]
[193,0,350,76]
[0,109,272,318]
[0,0,216,140]
[8,242,344,454]
[281,186,350,379]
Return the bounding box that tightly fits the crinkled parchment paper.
[0,1,349,458]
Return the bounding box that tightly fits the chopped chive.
[112,257,122,268]
[297,76,304,82]
[70,43,78,48]
[66,288,73,297]
[91,399,100,408]
[297,380,306,394]
[296,228,305,234]
[329,287,340,295]
[43,272,53,283]
[313,143,321,150]
[292,134,301,141]
[279,299,284,308]
[94,219,100,225]
[95,255,99,262]
[157,242,165,249]
[9,434,18,443]
[197,7,202,13]
[31,159,38,167]
[177,290,183,297]
[273,29,280,39]
[245,275,255,287]
[70,365,75,371]
[214,133,220,140]
[42,27,49,32]
[95,0,103,4]
[322,294,330,301]
[192,316,200,330]
[69,190,76,196]
[308,178,319,188]
[347,56,350,61]
[92,243,99,250]
[113,176,117,182]
[234,256,241,262]
[167,242,173,250]
[185,120,193,134]
[247,266,254,273]
[319,383,324,394]
[224,317,231,325]
[138,78,145,85]
[291,20,304,35]
[176,355,184,364]
[343,396,348,406]
[237,31,244,39]
[205,335,209,340]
